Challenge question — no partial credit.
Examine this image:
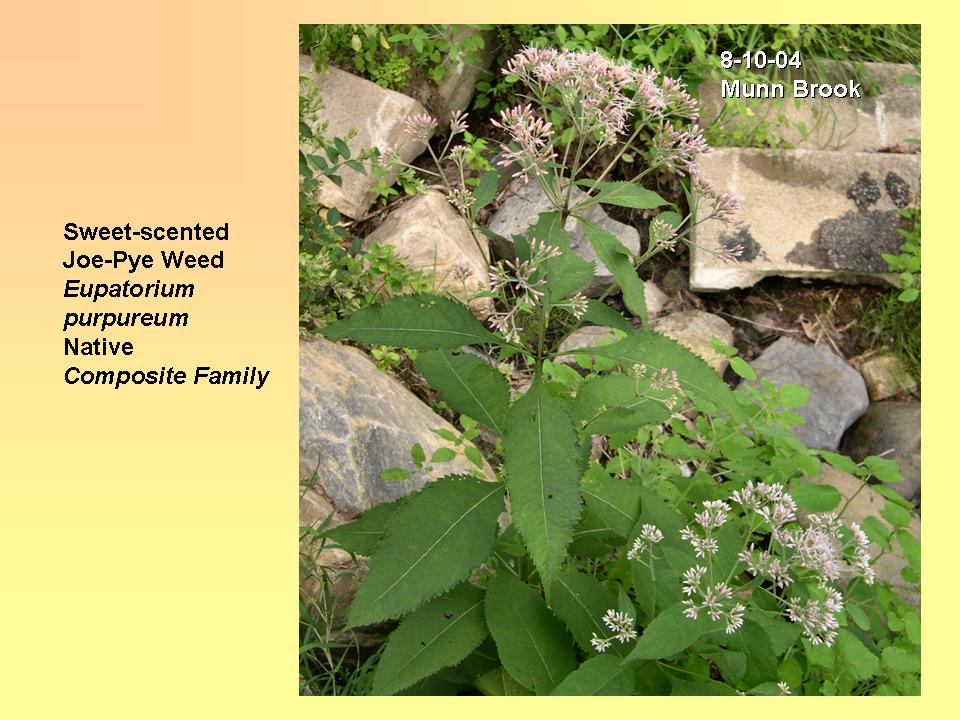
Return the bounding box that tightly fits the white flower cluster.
[787,587,845,646]
[680,566,746,635]
[680,499,730,558]
[590,609,638,653]
[626,524,664,561]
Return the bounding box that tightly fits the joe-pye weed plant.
[316,47,920,696]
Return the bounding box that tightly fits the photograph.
[297,23,921,696]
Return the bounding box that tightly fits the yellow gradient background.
[0,2,950,717]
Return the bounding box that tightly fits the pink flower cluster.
[490,104,557,183]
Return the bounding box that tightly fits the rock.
[660,267,689,295]
[652,310,734,374]
[801,464,919,601]
[643,281,670,320]
[698,60,920,153]
[555,325,619,365]
[299,338,493,641]
[300,57,432,219]
[689,148,919,291]
[487,180,641,297]
[859,354,917,401]
[408,27,498,120]
[745,337,869,450]
[363,191,493,318]
[842,401,921,502]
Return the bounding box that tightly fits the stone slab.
[698,60,920,152]
[363,191,493,319]
[690,148,919,291]
[300,57,431,219]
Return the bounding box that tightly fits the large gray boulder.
[745,337,869,450]
[843,401,921,502]
[363,191,493,319]
[299,338,493,642]
[488,180,641,297]
[698,60,920,153]
[690,148,919,291]
[300,57,431,219]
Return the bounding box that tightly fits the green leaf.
[580,463,642,538]
[470,170,499,218]
[819,450,861,475]
[726,620,778,688]
[411,443,426,467]
[347,475,505,627]
[550,568,621,655]
[474,666,534,695]
[372,583,488,695]
[882,646,920,675]
[589,331,746,422]
[415,350,509,435]
[777,384,810,409]
[623,603,710,662]
[747,609,801,656]
[576,180,667,209]
[581,300,634,333]
[324,498,401,556]
[790,483,842,512]
[431,447,456,463]
[550,655,635,695]
[578,218,648,325]
[321,293,498,349]
[485,572,577,694]
[503,379,583,591]
[728,356,755,380]
[572,374,672,436]
[528,211,595,304]
[380,467,411,482]
[837,629,880,680]
[864,455,903,484]
[881,501,912,528]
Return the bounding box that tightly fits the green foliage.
[862,207,921,379]
[313,38,920,696]
[503,378,584,591]
[485,572,578,693]
[347,474,504,627]
[322,293,499,349]
[372,583,488,695]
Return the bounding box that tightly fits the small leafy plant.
[315,47,919,696]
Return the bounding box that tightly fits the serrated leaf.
[415,350,509,435]
[550,655,635,695]
[474,666,535,695]
[580,463,642,538]
[575,180,667,209]
[882,646,920,675]
[503,379,583,591]
[572,374,673,436]
[864,455,903,484]
[485,572,577,694]
[837,629,880,680]
[747,609,802,656]
[578,218,648,325]
[372,583,488,695]
[623,603,711,662]
[589,331,746,422]
[581,300,634,333]
[726,620,778,688]
[322,293,498,348]
[550,568,621,655]
[324,498,402,556]
[431,447,456,463]
[380,467,411,481]
[777,383,810,409]
[791,483,842,512]
[347,475,504,627]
